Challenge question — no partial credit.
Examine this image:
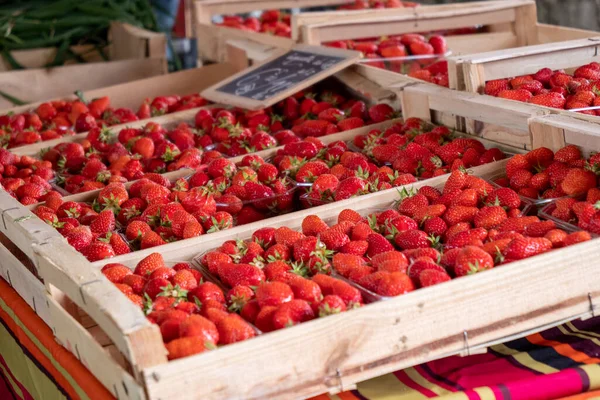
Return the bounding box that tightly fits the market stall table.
[3,276,600,400]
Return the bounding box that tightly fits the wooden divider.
[454,37,600,93]
[299,0,537,46]
[530,114,600,155]
[398,83,549,150]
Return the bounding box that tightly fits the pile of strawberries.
[484,63,600,114]
[327,34,449,86]
[32,151,304,261]
[354,118,507,174]
[41,89,397,195]
[102,253,257,360]
[199,232,364,331]
[42,122,220,194]
[204,169,591,299]
[494,145,595,202]
[196,90,398,156]
[0,149,63,205]
[216,1,415,37]
[0,94,209,149]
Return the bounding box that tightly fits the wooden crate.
[0,62,239,116]
[449,37,600,126]
[0,22,168,108]
[299,1,534,46]
[5,77,600,398]
[0,22,166,72]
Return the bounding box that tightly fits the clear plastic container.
[358,52,451,77]
[485,172,571,207]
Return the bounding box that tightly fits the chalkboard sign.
[202,45,361,110]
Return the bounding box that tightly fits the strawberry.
[528,92,566,108]
[216,315,256,344]
[454,246,494,276]
[272,299,315,329]
[140,231,167,249]
[366,233,394,257]
[135,253,165,276]
[109,232,131,255]
[165,337,211,360]
[102,264,132,283]
[368,104,396,122]
[286,275,323,304]
[218,263,265,287]
[503,237,552,260]
[473,206,507,229]
[318,295,347,317]
[179,315,219,344]
[419,269,451,287]
[256,282,294,308]
[274,227,305,247]
[394,229,431,250]
[485,79,510,96]
[375,272,415,296]
[371,251,408,273]
[81,242,115,262]
[497,89,533,102]
[561,169,597,196]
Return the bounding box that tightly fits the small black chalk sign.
[216,50,345,100]
[202,45,361,110]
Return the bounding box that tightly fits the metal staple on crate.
[336,368,344,393]
[1,207,20,230]
[463,330,471,356]
[589,293,596,318]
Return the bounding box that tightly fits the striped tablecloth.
[2,277,600,400]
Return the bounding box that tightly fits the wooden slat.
[108,22,167,61]
[46,295,145,400]
[0,190,60,263]
[0,63,238,116]
[458,37,600,93]
[195,21,294,63]
[33,237,168,379]
[400,84,550,150]
[532,114,600,156]
[0,58,167,110]
[299,1,535,45]
[0,242,51,326]
[537,23,600,43]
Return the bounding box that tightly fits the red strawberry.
[454,246,494,276]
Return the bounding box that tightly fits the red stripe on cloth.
[393,370,438,397]
[501,368,585,400]
[0,365,18,400]
[427,355,538,390]
[0,353,33,400]
[0,278,114,399]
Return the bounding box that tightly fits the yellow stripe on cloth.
[558,324,600,348]
[405,367,454,396]
[474,387,498,400]
[356,372,429,400]
[492,343,558,374]
[0,296,89,400]
[581,364,600,391]
[0,320,61,400]
[567,322,600,339]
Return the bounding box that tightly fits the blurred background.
[418,0,600,31]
